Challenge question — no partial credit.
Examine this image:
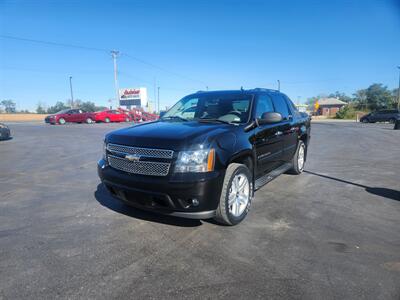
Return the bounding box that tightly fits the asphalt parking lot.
[0,121,399,299]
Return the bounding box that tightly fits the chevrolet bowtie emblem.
[125,154,141,162]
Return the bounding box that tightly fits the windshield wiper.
[198,118,233,125]
[161,116,188,122]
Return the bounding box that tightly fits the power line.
[122,53,207,86]
[0,34,109,52]
[0,34,208,87]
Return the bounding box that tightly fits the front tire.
[214,163,253,226]
[361,118,369,123]
[389,118,396,124]
[105,117,110,123]
[86,118,94,124]
[288,140,306,175]
[58,118,66,125]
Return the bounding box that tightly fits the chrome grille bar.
[108,155,170,177]
[107,143,174,159]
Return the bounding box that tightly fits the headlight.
[103,142,107,160]
[175,149,215,173]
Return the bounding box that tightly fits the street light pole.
[69,76,74,108]
[111,50,120,109]
[157,87,160,113]
[397,66,400,110]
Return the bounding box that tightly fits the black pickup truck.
[98,88,311,225]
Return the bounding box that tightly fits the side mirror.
[257,112,283,125]
[159,111,166,118]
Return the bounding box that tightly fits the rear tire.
[288,140,306,175]
[125,117,130,122]
[362,118,369,123]
[389,118,396,124]
[214,163,253,226]
[86,118,93,124]
[105,117,110,123]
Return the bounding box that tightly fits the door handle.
[275,131,283,136]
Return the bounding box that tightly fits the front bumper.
[97,159,225,219]
[45,117,56,124]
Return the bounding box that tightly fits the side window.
[69,109,77,114]
[271,94,290,120]
[283,95,300,117]
[255,94,274,119]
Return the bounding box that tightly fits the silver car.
[0,123,11,140]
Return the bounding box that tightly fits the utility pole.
[69,76,74,108]
[111,50,120,109]
[397,66,400,110]
[277,80,280,91]
[157,87,160,113]
[153,77,157,112]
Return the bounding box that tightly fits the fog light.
[192,198,199,206]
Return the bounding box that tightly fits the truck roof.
[191,88,280,97]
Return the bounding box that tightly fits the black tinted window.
[271,94,290,119]
[255,94,274,119]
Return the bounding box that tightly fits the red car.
[94,110,131,123]
[45,109,96,125]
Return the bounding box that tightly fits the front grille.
[107,143,174,159]
[108,155,171,176]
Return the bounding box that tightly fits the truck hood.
[106,120,234,150]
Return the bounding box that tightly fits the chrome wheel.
[298,144,305,171]
[228,173,250,217]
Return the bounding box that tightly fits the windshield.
[55,109,70,114]
[162,94,253,124]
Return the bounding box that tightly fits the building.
[316,98,347,116]
[295,104,308,113]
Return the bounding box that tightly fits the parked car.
[94,110,131,123]
[0,123,11,140]
[45,109,96,125]
[360,109,400,123]
[141,111,159,122]
[98,88,311,225]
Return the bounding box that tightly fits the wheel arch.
[228,150,255,184]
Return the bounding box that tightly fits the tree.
[1,99,16,113]
[73,99,106,112]
[328,91,353,103]
[353,89,368,110]
[392,88,399,109]
[36,102,47,114]
[305,96,318,111]
[364,83,393,111]
[47,101,69,114]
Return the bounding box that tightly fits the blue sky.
[1,0,399,111]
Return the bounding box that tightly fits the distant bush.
[335,104,370,120]
[335,105,356,119]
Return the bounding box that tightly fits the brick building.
[316,98,347,116]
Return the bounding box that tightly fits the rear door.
[77,110,87,122]
[254,93,284,177]
[270,93,297,162]
[282,95,301,161]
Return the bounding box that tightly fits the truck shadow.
[304,171,400,201]
[94,184,202,227]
